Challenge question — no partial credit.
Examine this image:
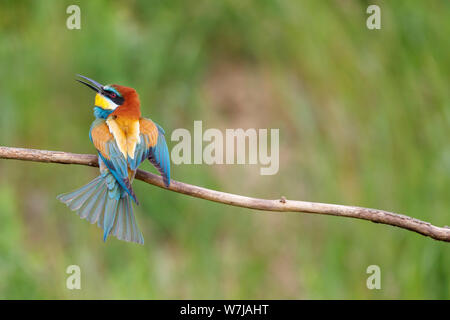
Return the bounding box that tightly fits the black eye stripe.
[111,95,124,105]
[103,90,124,105]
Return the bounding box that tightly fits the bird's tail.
[57,172,144,244]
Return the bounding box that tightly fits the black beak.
[76,74,104,93]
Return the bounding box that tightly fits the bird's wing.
[89,119,138,204]
[128,118,171,187]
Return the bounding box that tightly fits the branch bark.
[1,146,449,242]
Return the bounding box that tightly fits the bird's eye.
[110,92,117,98]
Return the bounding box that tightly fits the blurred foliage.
[0,0,449,299]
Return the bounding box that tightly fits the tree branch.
[1,146,449,242]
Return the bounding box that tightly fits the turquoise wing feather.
[149,123,171,187]
[128,118,171,187]
[89,119,138,204]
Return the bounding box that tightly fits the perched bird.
[57,75,170,244]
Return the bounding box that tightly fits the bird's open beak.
[76,74,104,93]
[76,74,116,110]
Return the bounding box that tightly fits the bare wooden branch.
[1,146,449,242]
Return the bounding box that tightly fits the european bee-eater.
[57,75,171,245]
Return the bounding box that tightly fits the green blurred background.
[0,0,449,299]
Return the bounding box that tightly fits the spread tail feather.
[57,175,144,244]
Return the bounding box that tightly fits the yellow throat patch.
[95,94,117,110]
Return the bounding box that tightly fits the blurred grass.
[0,0,449,299]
